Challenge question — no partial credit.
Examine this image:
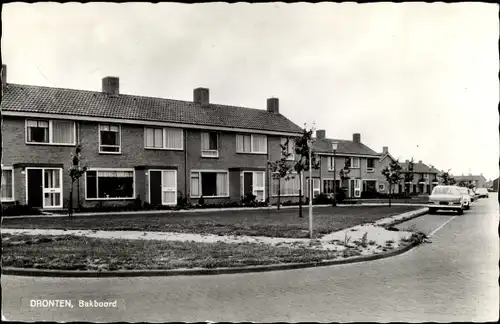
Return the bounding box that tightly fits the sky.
[2,2,499,180]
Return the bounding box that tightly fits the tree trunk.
[69,180,74,219]
[77,177,81,210]
[277,178,281,211]
[389,184,392,207]
[298,173,303,218]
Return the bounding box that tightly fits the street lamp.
[331,141,339,207]
[307,139,313,239]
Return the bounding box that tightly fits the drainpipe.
[184,129,188,204]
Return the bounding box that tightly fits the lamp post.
[331,141,339,206]
[307,139,313,239]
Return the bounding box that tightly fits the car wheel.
[457,209,463,215]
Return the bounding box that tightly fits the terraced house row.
[0,65,440,209]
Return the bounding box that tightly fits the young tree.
[268,139,294,211]
[381,159,403,207]
[439,169,455,185]
[68,145,88,218]
[294,127,320,217]
[403,158,415,196]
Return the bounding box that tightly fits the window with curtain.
[349,157,360,168]
[271,174,300,196]
[327,156,335,171]
[190,171,228,197]
[253,171,265,201]
[86,170,134,199]
[367,158,375,168]
[236,134,252,153]
[52,120,75,144]
[201,132,219,157]
[236,134,267,154]
[99,124,121,153]
[145,127,183,149]
[145,127,163,148]
[27,119,75,144]
[1,169,13,201]
[252,134,267,153]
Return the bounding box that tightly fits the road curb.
[383,208,429,228]
[1,241,421,278]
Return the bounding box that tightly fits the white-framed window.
[327,156,335,171]
[1,167,14,201]
[367,158,375,172]
[323,179,341,194]
[271,173,301,196]
[378,183,386,191]
[26,119,76,145]
[99,124,121,153]
[280,137,294,160]
[348,157,360,169]
[306,178,321,198]
[145,127,183,150]
[190,170,229,198]
[201,132,219,158]
[236,134,268,154]
[86,169,134,200]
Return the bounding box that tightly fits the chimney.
[102,77,119,96]
[1,64,7,87]
[382,146,389,154]
[353,133,361,143]
[418,160,422,164]
[194,87,209,106]
[405,160,409,164]
[267,98,279,114]
[316,130,326,140]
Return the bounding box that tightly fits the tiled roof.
[400,161,438,174]
[313,138,379,156]
[1,83,303,134]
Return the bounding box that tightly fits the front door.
[243,172,253,198]
[27,169,43,208]
[27,168,62,208]
[349,179,361,198]
[150,170,177,205]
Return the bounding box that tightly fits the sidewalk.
[2,208,428,254]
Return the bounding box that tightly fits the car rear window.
[432,187,459,195]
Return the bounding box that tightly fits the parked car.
[457,187,471,210]
[468,189,478,202]
[476,188,489,198]
[428,185,467,215]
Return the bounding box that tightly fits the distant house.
[453,174,487,189]
[374,146,402,195]
[399,160,439,195]
[307,130,382,199]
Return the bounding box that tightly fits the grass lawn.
[1,233,363,271]
[2,206,421,239]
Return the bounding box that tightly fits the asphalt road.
[2,194,499,322]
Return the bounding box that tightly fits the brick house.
[374,146,402,195]
[453,174,487,189]
[399,160,440,195]
[0,65,304,209]
[303,130,382,199]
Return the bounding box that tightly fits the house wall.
[2,115,294,208]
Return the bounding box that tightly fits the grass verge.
[2,206,421,239]
[2,233,362,271]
